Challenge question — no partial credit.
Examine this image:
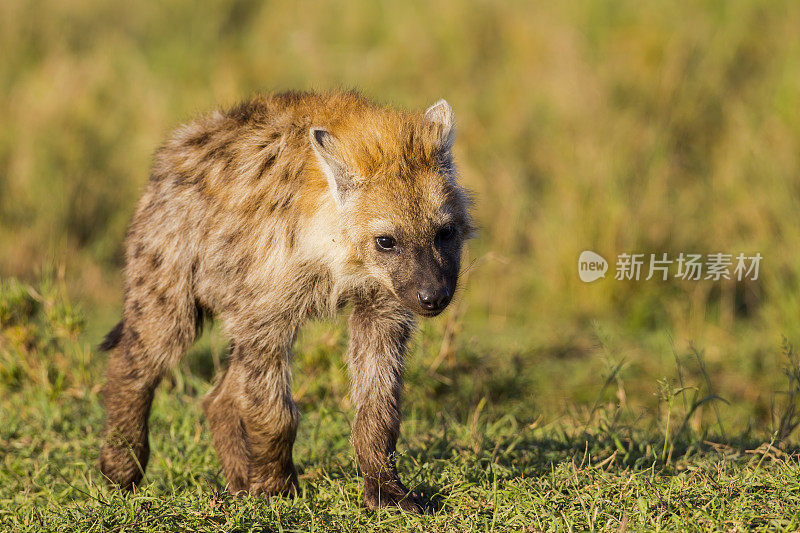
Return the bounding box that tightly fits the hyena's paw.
[248,466,299,498]
[99,440,149,489]
[364,479,423,513]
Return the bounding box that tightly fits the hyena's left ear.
[424,99,455,150]
[309,127,355,208]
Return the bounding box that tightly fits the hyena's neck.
[294,198,372,312]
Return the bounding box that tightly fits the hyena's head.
[310,98,474,317]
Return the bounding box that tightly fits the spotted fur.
[99,90,474,512]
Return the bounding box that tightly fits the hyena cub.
[99,90,473,512]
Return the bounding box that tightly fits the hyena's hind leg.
[203,326,299,497]
[201,362,250,493]
[99,284,202,489]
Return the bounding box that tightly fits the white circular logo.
[578,250,608,282]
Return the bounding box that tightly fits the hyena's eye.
[375,235,397,251]
[434,225,455,246]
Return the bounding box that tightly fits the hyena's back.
[104,92,367,364]
[97,91,347,487]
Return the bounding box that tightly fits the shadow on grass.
[405,422,800,491]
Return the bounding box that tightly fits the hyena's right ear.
[309,127,355,208]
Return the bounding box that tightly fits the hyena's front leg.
[204,338,299,497]
[348,299,422,513]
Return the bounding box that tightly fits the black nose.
[418,286,451,311]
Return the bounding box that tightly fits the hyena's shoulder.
[145,91,377,205]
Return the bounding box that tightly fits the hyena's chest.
[196,234,360,322]
[192,184,365,320]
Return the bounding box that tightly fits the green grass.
[5,389,800,531]
[3,277,800,531]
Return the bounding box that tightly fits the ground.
[2,278,800,532]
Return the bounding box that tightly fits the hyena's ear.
[424,99,455,150]
[309,127,355,208]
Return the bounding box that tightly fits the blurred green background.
[2,0,800,436]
